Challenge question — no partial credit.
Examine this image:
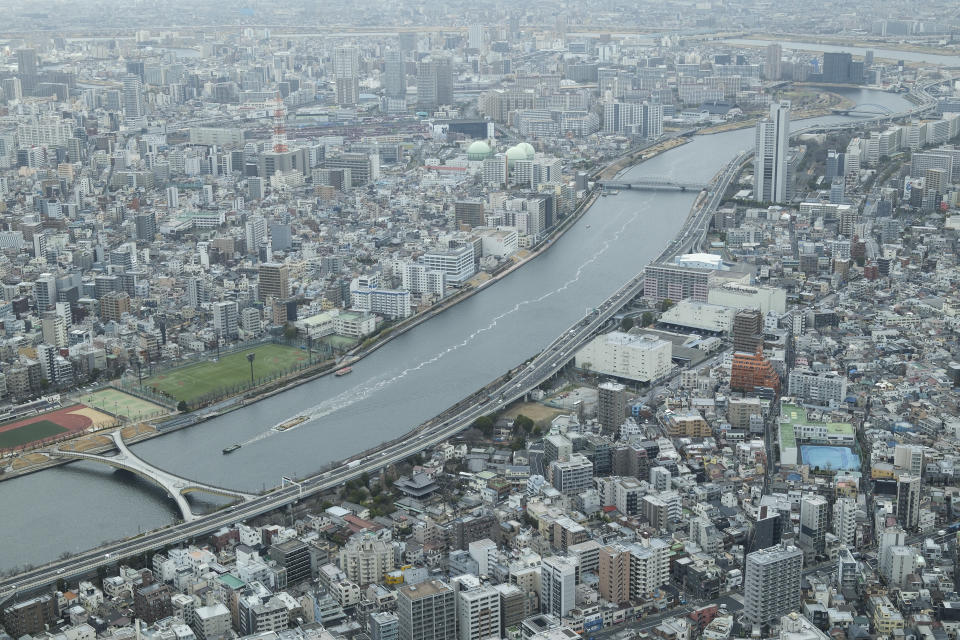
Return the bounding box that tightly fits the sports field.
[146,344,309,404]
[80,388,170,421]
[0,404,114,450]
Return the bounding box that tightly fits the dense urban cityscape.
[2,2,960,640]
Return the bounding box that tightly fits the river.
[0,87,912,572]
[723,38,960,68]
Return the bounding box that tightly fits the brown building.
[134,582,172,623]
[664,410,712,438]
[258,262,290,302]
[730,350,780,394]
[2,594,59,638]
[732,309,763,354]
[597,545,630,606]
[100,291,131,322]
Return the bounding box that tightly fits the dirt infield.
[0,404,114,451]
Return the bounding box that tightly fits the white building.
[192,603,231,640]
[833,497,857,547]
[659,301,734,333]
[422,245,475,284]
[707,282,787,314]
[457,585,501,640]
[575,331,672,382]
[540,555,577,618]
[754,101,791,203]
[787,369,848,408]
[350,283,411,319]
[212,301,239,339]
[627,538,671,600]
[402,262,446,296]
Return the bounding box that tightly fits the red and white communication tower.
[271,92,288,153]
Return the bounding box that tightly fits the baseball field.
[145,343,309,404]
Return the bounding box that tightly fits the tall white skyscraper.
[799,494,828,555]
[832,496,857,547]
[333,46,360,106]
[468,24,484,51]
[754,100,791,203]
[743,545,803,626]
[540,555,577,619]
[456,585,500,640]
[122,74,145,125]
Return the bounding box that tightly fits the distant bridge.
[831,103,895,116]
[600,177,707,192]
[49,431,256,521]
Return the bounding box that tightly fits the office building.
[788,369,848,407]
[416,58,452,111]
[384,49,407,99]
[212,301,239,339]
[369,612,400,640]
[576,331,672,383]
[422,245,475,284]
[259,262,290,302]
[192,603,232,640]
[17,48,39,95]
[245,216,268,253]
[457,585,500,640]
[541,555,577,618]
[754,101,791,203]
[549,454,593,495]
[896,474,921,531]
[743,545,803,626]
[34,273,57,311]
[893,444,923,476]
[644,264,712,303]
[833,496,857,547]
[122,74,146,124]
[799,494,828,555]
[597,545,630,605]
[333,46,360,106]
[100,291,131,323]
[269,539,312,586]
[627,538,671,600]
[597,381,627,433]
[2,595,58,638]
[730,350,780,394]
[135,582,173,623]
[765,44,782,80]
[733,309,764,354]
[454,200,485,228]
[397,580,456,640]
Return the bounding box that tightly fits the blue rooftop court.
[801,445,861,471]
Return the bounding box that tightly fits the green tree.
[177,400,189,412]
[642,311,654,327]
[472,415,494,437]
[660,298,674,312]
[510,435,526,451]
[512,414,534,433]
[283,325,298,339]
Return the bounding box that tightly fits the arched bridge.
[831,103,894,116]
[600,177,707,192]
[49,431,256,521]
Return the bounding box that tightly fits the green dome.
[467,140,492,161]
[518,142,535,160]
[505,145,526,167]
